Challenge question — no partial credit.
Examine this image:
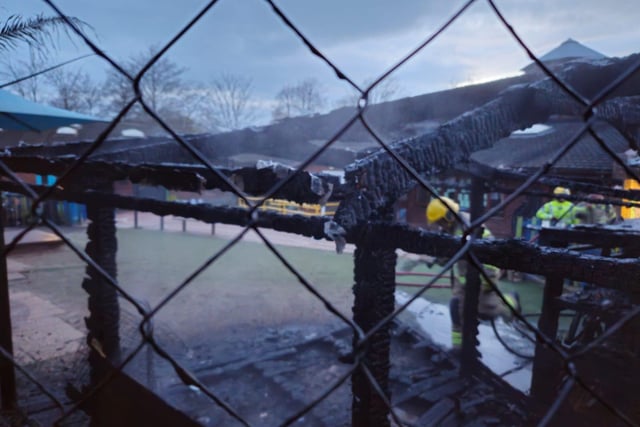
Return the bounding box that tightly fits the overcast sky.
[3,0,640,124]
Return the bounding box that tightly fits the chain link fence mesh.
[1,0,640,426]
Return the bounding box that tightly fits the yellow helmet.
[553,187,570,196]
[426,197,459,224]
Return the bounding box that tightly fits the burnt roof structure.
[0,72,536,168]
[470,119,630,183]
[1,42,640,427]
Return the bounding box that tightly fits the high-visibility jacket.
[441,212,501,286]
[573,202,617,225]
[536,199,576,226]
[445,214,513,349]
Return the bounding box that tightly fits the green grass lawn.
[115,227,356,290]
[114,228,546,320]
[21,226,550,336]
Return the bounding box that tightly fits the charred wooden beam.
[1,181,637,293]
[470,167,640,203]
[595,96,640,150]
[0,181,328,241]
[0,157,336,204]
[334,54,640,230]
[1,136,171,159]
[363,222,640,295]
[0,203,16,410]
[352,240,396,427]
[538,225,640,252]
[81,181,121,383]
[530,274,564,404]
[460,178,484,375]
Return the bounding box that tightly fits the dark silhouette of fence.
[1,0,640,426]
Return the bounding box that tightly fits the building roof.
[470,120,630,179]
[522,39,607,74]
[539,38,607,62]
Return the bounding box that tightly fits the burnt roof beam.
[0,158,334,204]
[1,179,636,293]
[333,54,640,230]
[594,95,640,150]
[363,222,640,296]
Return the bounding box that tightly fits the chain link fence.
[1,0,640,425]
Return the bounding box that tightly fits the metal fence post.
[0,195,17,410]
[351,226,397,427]
[133,184,139,229]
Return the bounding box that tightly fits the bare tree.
[156,87,214,134]
[335,77,402,108]
[103,45,187,114]
[45,67,102,115]
[272,78,324,121]
[102,51,221,135]
[102,65,134,116]
[197,73,255,132]
[368,77,401,105]
[0,49,48,101]
[137,47,186,112]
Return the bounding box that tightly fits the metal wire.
[0,0,638,426]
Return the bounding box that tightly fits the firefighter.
[573,194,619,289]
[535,187,576,228]
[426,196,520,352]
[573,193,618,225]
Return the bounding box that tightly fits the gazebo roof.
[522,38,607,74]
[539,38,607,62]
[470,120,629,180]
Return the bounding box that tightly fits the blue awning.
[0,89,108,132]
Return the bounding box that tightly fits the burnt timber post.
[460,177,484,376]
[82,181,121,384]
[530,233,565,404]
[0,200,17,410]
[351,222,397,427]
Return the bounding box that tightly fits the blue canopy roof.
[0,89,108,132]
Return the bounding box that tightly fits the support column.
[0,196,17,410]
[82,183,121,383]
[530,275,563,403]
[351,236,397,427]
[460,177,484,376]
[531,232,566,404]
